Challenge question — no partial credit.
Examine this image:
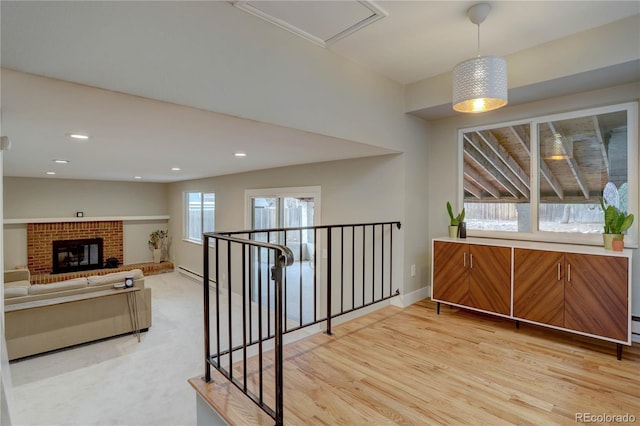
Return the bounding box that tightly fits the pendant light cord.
[476,23,481,57]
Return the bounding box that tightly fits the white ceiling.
[330,1,639,84]
[1,1,639,183]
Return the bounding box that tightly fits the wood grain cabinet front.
[513,249,565,327]
[514,249,628,342]
[433,241,510,316]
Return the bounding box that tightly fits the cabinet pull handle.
[470,254,474,269]
[557,263,561,281]
[567,264,571,282]
[463,252,466,267]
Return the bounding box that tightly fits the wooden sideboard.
[431,237,632,359]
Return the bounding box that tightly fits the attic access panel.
[233,1,387,47]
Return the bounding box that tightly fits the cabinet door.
[564,253,628,341]
[432,241,469,305]
[468,245,511,315]
[513,249,564,327]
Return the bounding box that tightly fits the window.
[183,192,215,243]
[460,102,638,246]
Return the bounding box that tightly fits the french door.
[246,187,320,326]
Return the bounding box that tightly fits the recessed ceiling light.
[67,133,90,140]
[53,159,70,164]
[45,171,56,175]
[171,167,181,171]
[234,152,247,157]
[134,176,142,180]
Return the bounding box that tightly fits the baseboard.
[391,286,429,308]
[177,265,218,289]
[632,316,639,343]
[177,265,202,282]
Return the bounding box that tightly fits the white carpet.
[9,272,208,426]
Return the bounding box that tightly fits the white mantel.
[4,215,169,225]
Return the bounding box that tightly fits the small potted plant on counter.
[599,197,634,251]
[446,201,465,238]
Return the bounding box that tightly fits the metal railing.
[202,221,401,425]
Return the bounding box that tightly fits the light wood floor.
[190,299,640,425]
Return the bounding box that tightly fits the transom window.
[459,102,638,246]
[183,192,215,243]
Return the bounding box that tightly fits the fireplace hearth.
[52,238,104,274]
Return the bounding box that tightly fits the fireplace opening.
[52,238,104,274]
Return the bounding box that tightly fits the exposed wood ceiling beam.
[510,125,530,151]
[463,178,482,199]
[547,122,590,199]
[509,125,564,200]
[465,134,529,199]
[462,157,501,199]
[463,141,520,199]
[538,162,565,200]
[477,130,530,190]
[592,116,610,178]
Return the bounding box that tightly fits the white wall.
[427,82,640,318]
[168,154,429,298]
[3,177,169,267]
[3,177,168,218]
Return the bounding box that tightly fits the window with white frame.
[183,192,215,243]
[460,102,638,246]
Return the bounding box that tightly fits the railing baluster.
[267,232,271,338]
[340,226,344,313]
[258,247,263,404]
[362,225,365,307]
[299,228,303,327]
[372,224,375,304]
[248,238,254,345]
[273,261,284,426]
[215,239,221,370]
[389,224,393,296]
[313,228,317,323]
[203,235,211,382]
[351,226,355,310]
[381,224,385,299]
[326,227,332,335]
[242,243,247,392]
[228,242,233,380]
[283,230,288,331]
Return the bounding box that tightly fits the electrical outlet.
[221,272,226,282]
[322,249,328,259]
[410,264,416,277]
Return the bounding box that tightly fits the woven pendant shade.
[544,135,573,160]
[452,3,508,113]
[453,55,507,113]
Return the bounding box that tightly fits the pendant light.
[452,3,508,113]
[544,134,573,160]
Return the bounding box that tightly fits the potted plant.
[446,201,465,238]
[148,229,168,263]
[599,198,634,250]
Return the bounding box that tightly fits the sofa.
[4,268,152,361]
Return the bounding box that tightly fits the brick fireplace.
[27,221,123,275]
